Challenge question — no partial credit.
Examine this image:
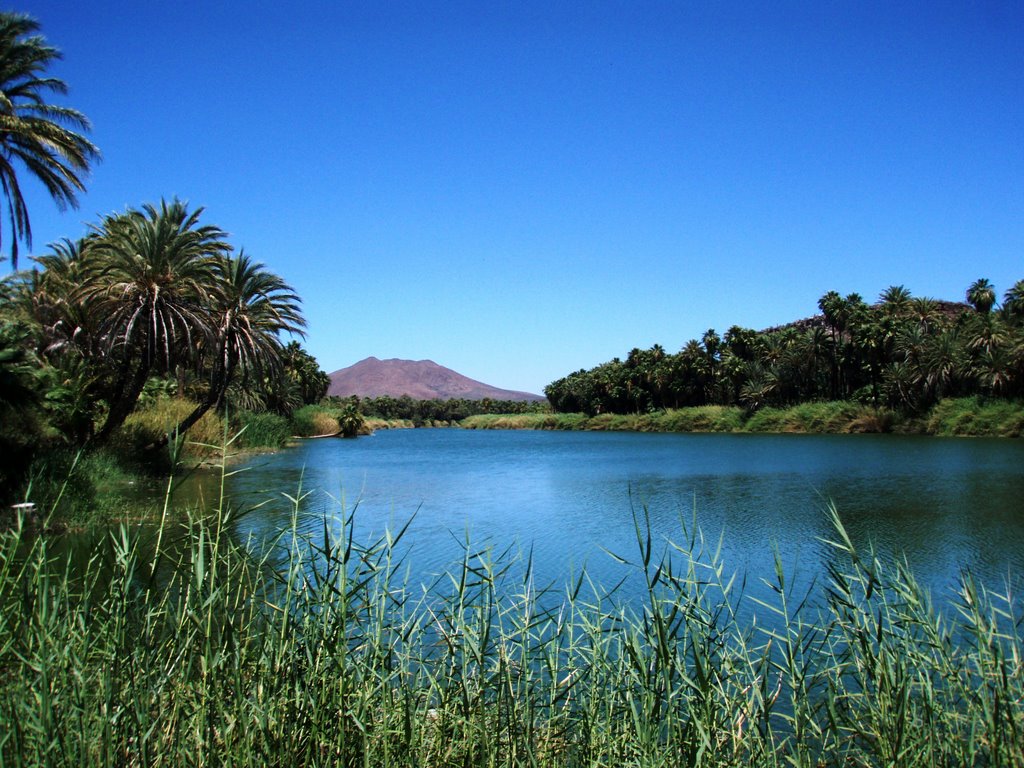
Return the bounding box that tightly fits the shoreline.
[457,397,1024,438]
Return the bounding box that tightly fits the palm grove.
[545,281,1024,418]
[0,13,328,500]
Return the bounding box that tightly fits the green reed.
[0,441,1021,766]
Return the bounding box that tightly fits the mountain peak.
[327,358,545,402]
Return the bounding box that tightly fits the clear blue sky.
[7,1,1023,394]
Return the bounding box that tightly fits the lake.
[172,429,1024,611]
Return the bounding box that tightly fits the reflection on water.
[171,430,1024,609]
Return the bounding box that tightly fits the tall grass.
[922,396,1024,437]
[231,410,292,449]
[743,402,894,434]
[13,447,138,529]
[290,404,341,437]
[121,395,226,456]
[1,451,1021,765]
[460,413,587,430]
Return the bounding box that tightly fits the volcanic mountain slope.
[327,357,545,401]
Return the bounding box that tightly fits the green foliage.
[281,341,330,405]
[461,412,584,430]
[654,405,745,432]
[744,401,883,433]
[232,410,292,448]
[353,395,549,424]
[15,447,136,528]
[0,320,47,498]
[1,476,1022,765]
[10,200,313,452]
[337,402,366,437]
[290,402,367,438]
[923,396,1024,437]
[121,395,226,458]
[546,279,1024,426]
[0,12,99,267]
[290,403,339,436]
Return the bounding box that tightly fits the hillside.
[327,357,545,401]
[761,299,969,335]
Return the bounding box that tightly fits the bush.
[925,396,1024,437]
[656,405,744,432]
[12,448,137,528]
[291,404,341,437]
[121,396,226,457]
[232,410,292,449]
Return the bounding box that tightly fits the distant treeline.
[546,281,1024,416]
[325,394,549,425]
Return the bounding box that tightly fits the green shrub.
[121,396,226,456]
[291,404,341,437]
[232,410,292,449]
[926,396,1024,437]
[14,448,137,528]
[655,405,744,432]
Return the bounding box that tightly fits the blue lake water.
[176,429,1024,610]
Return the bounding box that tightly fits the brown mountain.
[327,357,545,401]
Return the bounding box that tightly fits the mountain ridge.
[327,357,545,401]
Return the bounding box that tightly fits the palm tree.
[281,340,330,404]
[0,12,98,267]
[879,285,912,316]
[966,278,996,314]
[83,199,229,442]
[1002,280,1024,323]
[28,236,101,360]
[909,297,942,333]
[155,251,306,446]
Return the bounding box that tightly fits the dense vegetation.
[0,198,331,506]
[347,394,548,425]
[462,397,1024,437]
[1,461,1021,766]
[0,12,337,510]
[546,283,1024,421]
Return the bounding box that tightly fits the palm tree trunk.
[145,394,216,451]
[145,359,232,451]
[95,359,150,443]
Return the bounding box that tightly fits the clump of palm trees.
[7,198,319,451]
[546,280,1024,416]
[0,11,327,489]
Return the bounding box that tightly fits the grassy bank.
[1,467,1021,766]
[7,398,300,529]
[461,398,1024,437]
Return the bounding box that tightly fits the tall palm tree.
[0,12,98,267]
[879,285,912,316]
[154,251,306,446]
[909,297,942,333]
[28,236,100,359]
[281,340,329,404]
[966,278,996,314]
[84,199,229,442]
[1002,280,1024,323]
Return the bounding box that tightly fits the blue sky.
[6,1,1023,394]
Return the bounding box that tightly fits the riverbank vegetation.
[462,396,1023,437]
[0,12,337,515]
[346,394,549,425]
[1,465,1021,766]
[546,282,1024,430]
[0,200,329,510]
